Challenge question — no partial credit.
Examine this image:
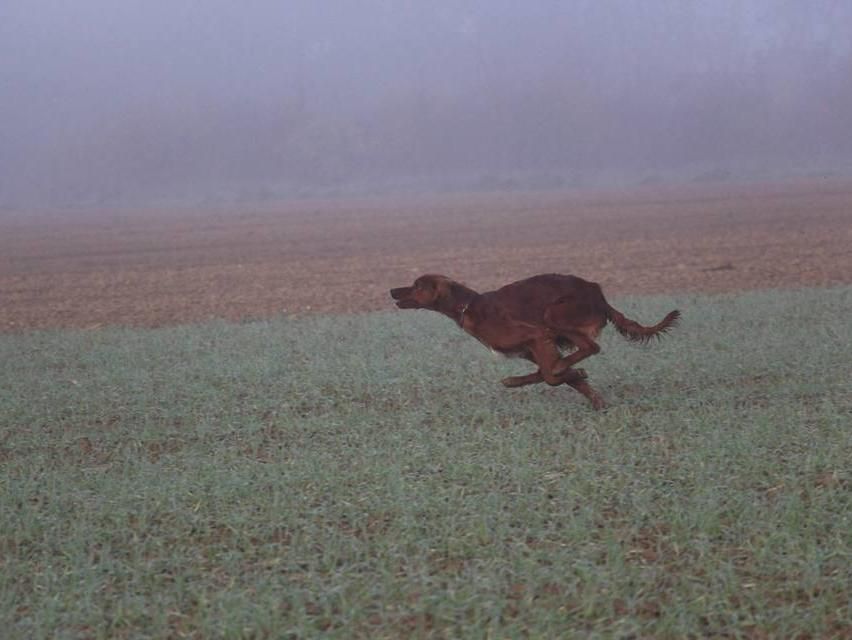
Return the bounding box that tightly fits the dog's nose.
[390,287,406,300]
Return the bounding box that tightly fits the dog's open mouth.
[390,287,417,308]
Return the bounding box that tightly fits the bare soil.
[1,179,850,332]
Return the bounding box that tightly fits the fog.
[2,0,852,208]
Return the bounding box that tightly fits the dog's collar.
[458,302,470,327]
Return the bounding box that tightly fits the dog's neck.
[457,301,471,327]
[436,284,479,327]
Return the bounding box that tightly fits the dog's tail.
[605,304,680,343]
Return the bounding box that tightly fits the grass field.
[2,286,850,638]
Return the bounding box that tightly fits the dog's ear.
[447,280,469,301]
[433,277,451,301]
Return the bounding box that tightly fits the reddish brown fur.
[390,273,680,410]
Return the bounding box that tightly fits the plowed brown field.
[2,180,851,332]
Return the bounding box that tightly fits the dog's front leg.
[501,368,587,388]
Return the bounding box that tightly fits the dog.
[390,273,679,410]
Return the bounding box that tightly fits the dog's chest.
[493,346,528,359]
[461,320,527,359]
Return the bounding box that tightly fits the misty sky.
[2,1,852,207]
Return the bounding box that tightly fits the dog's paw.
[589,394,607,411]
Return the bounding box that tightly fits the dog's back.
[485,274,605,325]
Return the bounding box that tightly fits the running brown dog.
[390,273,680,410]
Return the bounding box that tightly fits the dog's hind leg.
[528,338,587,385]
[543,299,607,378]
[525,338,606,409]
[551,331,601,377]
[564,378,606,410]
[500,362,603,409]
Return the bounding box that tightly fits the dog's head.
[390,274,458,310]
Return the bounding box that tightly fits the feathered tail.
[606,304,680,343]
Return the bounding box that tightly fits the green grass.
[1,287,851,639]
